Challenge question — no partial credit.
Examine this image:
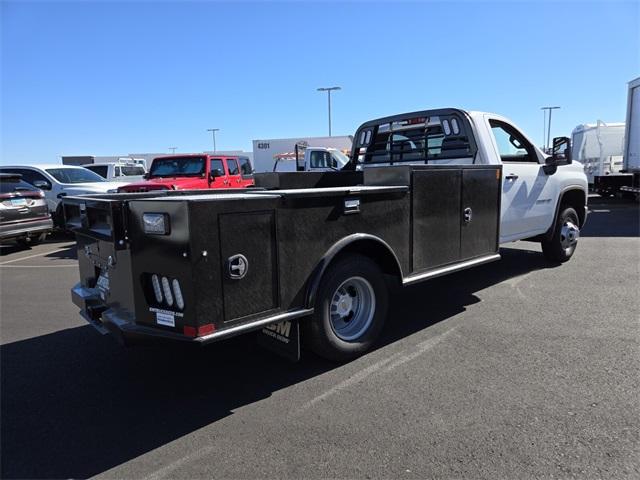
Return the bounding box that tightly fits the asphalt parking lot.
[1,196,638,479]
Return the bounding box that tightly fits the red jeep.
[118,154,254,193]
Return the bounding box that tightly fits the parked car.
[84,161,147,182]
[117,154,254,192]
[0,173,53,245]
[0,164,128,227]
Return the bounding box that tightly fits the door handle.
[505,174,519,181]
[463,207,473,223]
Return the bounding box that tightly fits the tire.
[30,233,47,245]
[541,207,580,263]
[53,204,65,229]
[16,233,46,247]
[304,254,389,362]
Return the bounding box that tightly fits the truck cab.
[84,161,147,183]
[474,112,587,244]
[118,154,254,193]
[273,146,350,172]
[352,110,587,245]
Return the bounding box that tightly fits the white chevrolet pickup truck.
[63,108,588,362]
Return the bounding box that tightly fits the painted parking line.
[295,327,457,415]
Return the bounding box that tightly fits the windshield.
[331,150,350,167]
[149,157,205,177]
[46,168,105,184]
[119,165,146,176]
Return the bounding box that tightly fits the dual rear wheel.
[304,255,388,362]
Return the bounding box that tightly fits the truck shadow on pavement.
[0,246,559,479]
[0,232,76,257]
[44,243,78,260]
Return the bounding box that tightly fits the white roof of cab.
[88,162,143,166]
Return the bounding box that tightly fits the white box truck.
[571,121,625,185]
[621,77,640,199]
[591,77,640,198]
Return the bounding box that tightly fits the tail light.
[161,276,174,306]
[183,324,215,338]
[146,274,183,311]
[172,279,184,310]
[151,274,163,303]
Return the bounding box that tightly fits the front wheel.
[541,207,580,263]
[304,254,388,362]
[53,204,66,229]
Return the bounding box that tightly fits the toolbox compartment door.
[219,211,278,322]
[411,169,461,271]
[460,169,500,258]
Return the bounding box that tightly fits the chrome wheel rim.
[560,220,580,252]
[330,276,376,341]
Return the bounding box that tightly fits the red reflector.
[197,324,215,336]
[183,324,215,338]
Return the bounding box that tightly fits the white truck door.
[485,116,556,242]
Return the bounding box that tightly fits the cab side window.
[227,159,239,175]
[87,165,109,178]
[490,120,537,163]
[239,157,253,175]
[310,151,331,168]
[210,159,225,176]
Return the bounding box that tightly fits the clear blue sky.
[1,1,638,163]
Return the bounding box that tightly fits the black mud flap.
[256,320,300,362]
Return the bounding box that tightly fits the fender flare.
[544,185,588,240]
[304,233,403,308]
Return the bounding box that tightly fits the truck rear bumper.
[71,283,313,346]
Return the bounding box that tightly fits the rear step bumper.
[72,283,199,345]
[71,283,313,346]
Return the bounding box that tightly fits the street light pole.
[317,86,341,136]
[541,106,560,152]
[207,128,220,152]
[168,147,177,154]
[542,109,547,150]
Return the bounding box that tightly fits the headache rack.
[351,108,479,166]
